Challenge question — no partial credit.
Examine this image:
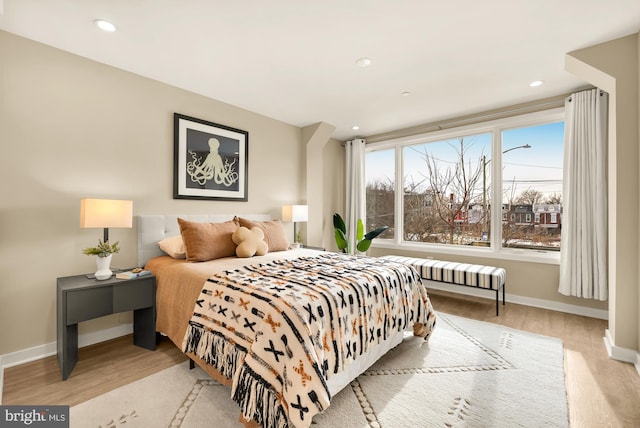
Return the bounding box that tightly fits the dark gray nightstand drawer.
[113,279,154,312]
[66,287,113,324]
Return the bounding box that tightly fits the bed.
[138,214,437,428]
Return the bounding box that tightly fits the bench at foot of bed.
[381,255,506,315]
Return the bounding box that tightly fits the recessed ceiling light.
[401,91,411,96]
[355,57,372,67]
[352,125,360,131]
[94,19,117,32]
[529,80,544,87]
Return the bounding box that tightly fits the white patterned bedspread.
[182,252,436,428]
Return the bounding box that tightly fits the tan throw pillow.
[232,226,269,258]
[236,217,290,252]
[158,235,186,259]
[177,218,239,262]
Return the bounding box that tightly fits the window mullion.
[395,145,403,245]
[491,129,503,250]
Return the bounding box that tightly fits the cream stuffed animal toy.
[232,226,269,258]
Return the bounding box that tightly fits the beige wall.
[565,33,640,352]
[302,122,339,249]
[322,138,345,250]
[0,31,313,355]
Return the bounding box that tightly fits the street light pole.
[482,144,531,240]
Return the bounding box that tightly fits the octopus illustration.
[186,138,239,187]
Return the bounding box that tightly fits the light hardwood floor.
[3,290,639,427]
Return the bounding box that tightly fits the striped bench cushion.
[380,255,506,291]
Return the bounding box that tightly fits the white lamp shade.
[80,199,133,228]
[281,205,308,222]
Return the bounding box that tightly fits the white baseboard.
[603,329,640,376]
[425,281,609,320]
[0,323,133,404]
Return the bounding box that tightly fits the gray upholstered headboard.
[137,214,272,267]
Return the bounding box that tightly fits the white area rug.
[70,313,568,427]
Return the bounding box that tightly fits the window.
[364,109,564,260]
[402,133,491,246]
[365,149,395,239]
[501,122,564,251]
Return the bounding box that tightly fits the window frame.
[366,108,565,265]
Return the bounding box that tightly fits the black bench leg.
[189,358,195,370]
[503,282,506,307]
[495,283,506,316]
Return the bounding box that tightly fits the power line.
[504,162,562,169]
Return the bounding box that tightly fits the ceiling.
[1,1,639,141]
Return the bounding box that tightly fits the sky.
[502,122,564,200]
[366,121,564,203]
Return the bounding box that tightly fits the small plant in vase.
[289,231,302,249]
[82,239,120,257]
[83,239,120,280]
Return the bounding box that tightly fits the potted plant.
[289,229,304,249]
[82,239,120,280]
[333,213,388,254]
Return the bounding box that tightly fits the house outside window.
[364,109,564,262]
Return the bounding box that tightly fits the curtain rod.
[566,88,606,102]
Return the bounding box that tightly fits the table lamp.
[80,198,133,243]
[282,205,308,245]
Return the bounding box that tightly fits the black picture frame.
[173,113,248,201]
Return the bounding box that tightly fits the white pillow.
[158,235,186,259]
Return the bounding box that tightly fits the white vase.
[95,254,113,280]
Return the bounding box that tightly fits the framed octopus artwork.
[173,113,248,201]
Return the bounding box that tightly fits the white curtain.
[559,88,608,299]
[345,138,366,253]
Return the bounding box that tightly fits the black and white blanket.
[182,253,437,428]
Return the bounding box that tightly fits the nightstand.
[56,273,156,380]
